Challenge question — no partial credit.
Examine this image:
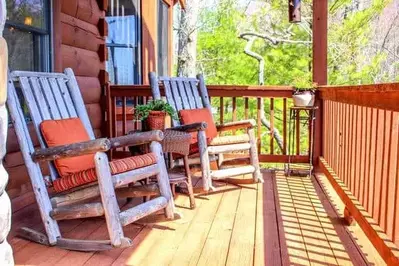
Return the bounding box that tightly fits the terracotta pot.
[293,91,315,107]
[145,111,166,130]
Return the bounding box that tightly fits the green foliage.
[328,0,392,85]
[135,100,177,121]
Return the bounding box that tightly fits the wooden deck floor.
[10,171,382,266]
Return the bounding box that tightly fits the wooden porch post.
[0,0,14,264]
[312,0,328,166]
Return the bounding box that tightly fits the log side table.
[129,129,196,209]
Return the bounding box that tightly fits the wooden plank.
[319,158,399,266]
[62,44,101,77]
[39,77,61,120]
[220,97,224,125]
[189,80,203,108]
[380,110,391,229]
[359,106,366,205]
[170,80,183,112]
[226,184,257,266]
[368,108,377,214]
[312,0,328,85]
[270,98,274,154]
[61,13,102,52]
[394,118,399,245]
[183,80,195,109]
[76,76,102,104]
[254,174,281,266]
[197,188,241,266]
[81,223,142,266]
[28,77,52,121]
[373,109,384,222]
[283,98,287,155]
[56,77,78,118]
[168,192,223,265]
[48,77,70,119]
[385,112,398,239]
[176,80,190,109]
[257,98,261,152]
[319,85,399,112]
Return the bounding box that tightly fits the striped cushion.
[53,153,157,193]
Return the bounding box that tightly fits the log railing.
[106,84,314,163]
[319,83,399,265]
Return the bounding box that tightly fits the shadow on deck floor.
[9,171,383,265]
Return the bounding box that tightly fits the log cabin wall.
[5,0,108,210]
[5,0,177,210]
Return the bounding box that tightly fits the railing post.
[313,91,323,167]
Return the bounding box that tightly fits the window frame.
[106,0,142,84]
[4,0,52,72]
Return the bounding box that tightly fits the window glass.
[4,0,50,72]
[3,26,34,71]
[6,0,46,29]
[106,0,140,85]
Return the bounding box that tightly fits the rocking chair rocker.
[7,68,175,251]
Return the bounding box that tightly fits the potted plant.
[135,99,177,130]
[292,84,317,107]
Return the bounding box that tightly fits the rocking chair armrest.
[169,122,207,133]
[217,119,256,132]
[110,130,164,148]
[32,138,111,162]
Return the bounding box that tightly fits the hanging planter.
[289,0,301,23]
[292,88,315,107]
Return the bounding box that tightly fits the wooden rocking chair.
[7,69,174,251]
[149,72,263,192]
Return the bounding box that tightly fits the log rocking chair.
[149,72,263,191]
[7,69,175,251]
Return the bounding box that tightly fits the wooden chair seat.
[209,134,250,146]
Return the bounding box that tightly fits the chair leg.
[183,156,196,209]
[248,128,263,183]
[150,141,175,219]
[197,130,213,191]
[95,152,124,247]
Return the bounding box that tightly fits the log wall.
[5,0,108,208]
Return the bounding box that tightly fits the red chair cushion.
[40,118,95,177]
[179,108,217,144]
[53,153,158,192]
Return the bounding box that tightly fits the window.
[106,0,141,85]
[157,0,169,76]
[4,0,51,72]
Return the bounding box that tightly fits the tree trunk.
[0,1,13,265]
[176,0,201,77]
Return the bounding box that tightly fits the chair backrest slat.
[39,77,61,120]
[183,80,196,109]
[150,72,214,128]
[169,80,183,112]
[48,77,70,119]
[9,68,96,181]
[176,80,190,109]
[163,80,180,125]
[189,81,203,109]
[56,77,78,118]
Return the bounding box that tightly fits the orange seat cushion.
[179,108,217,144]
[40,118,95,177]
[53,153,158,192]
